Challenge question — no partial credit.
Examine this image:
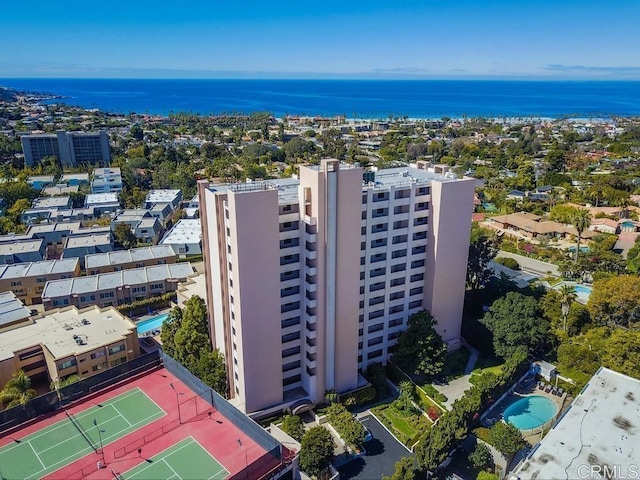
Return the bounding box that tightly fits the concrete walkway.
[497,251,559,277]
[432,341,480,410]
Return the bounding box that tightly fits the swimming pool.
[136,313,169,335]
[573,284,592,302]
[503,395,558,430]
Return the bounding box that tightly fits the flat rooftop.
[146,189,181,204]
[0,258,78,280]
[0,291,31,327]
[93,167,121,177]
[61,173,89,182]
[513,367,640,479]
[64,233,112,249]
[85,245,175,269]
[160,219,201,245]
[0,306,136,361]
[42,262,195,298]
[85,192,119,205]
[32,196,71,209]
[0,239,43,256]
[42,185,79,196]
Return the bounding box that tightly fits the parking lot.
[337,414,414,479]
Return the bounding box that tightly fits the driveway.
[337,414,413,480]
[497,251,559,277]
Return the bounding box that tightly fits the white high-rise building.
[199,159,474,414]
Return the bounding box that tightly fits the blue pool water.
[137,313,169,335]
[503,395,558,430]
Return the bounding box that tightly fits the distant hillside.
[0,87,18,102]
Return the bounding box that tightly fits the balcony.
[305,297,317,309]
[305,232,317,243]
[305,250,317,260]
[305,265,317,276]
[306,283,317,293]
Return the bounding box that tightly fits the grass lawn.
[371,404,431,447]
[471,356,505,380]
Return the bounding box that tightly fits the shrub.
[495,257,520,270]
[326,403,366,447]
[421,384,448,404]
[281,414,304,441]
[299,426,334,477]
[427,406,441,422]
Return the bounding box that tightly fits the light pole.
[169,383,183,424]
[92,419,106,468]
[237,439,247,480]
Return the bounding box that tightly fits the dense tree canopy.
[481,292,552,359]
[467,225,499,291]
[393,310,447,377]
[299,426,334,477]
[382,457,416,480]
[488,422,525,457]
[0,370,36,409]
[588,274,640,327]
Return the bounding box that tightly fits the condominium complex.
[199,160,474,413]
[0,306,139,386]
[21,130,111,167]
[0,258,80,305]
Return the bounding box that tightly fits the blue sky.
[1,0,640,79]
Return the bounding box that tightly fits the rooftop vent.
[81,319,90,325]
[63,324,73,331]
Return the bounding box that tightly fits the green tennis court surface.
[0,387,165,480]
[120,436,229,480]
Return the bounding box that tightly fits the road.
[497,251,559,277]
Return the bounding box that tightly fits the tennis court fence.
[0,351,162,433]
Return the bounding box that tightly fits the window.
[99,292,114,299]
[135,263,144,268]
[92,362,108,372]
[415,202,428,211]
[360,257,366,266]
[132,286,146,294]
[417,186,430,195]
[361,211,367,220]
[413,231,427,241]
[411,259,425,268]
[392,234,408,244]
[369,267,386,278]
[361,241,366,250]
[370,238,387,248]
[369,296,385,306]
[80,295,95,302]
[361,226,367,235]
[390,277,405,287]
[280,237,300,249]
[389,291,404,301]
[372,208,388,218]
[368,336,383,347]
[412,245,426,255]
[410,273,424,282]
[393,220,408,230]
[110,357,126,367]
[373,192,388,202]
[18,348,42,361]
[410,286,424,296]
[369,282,385,292]
[369,349,383,359]
[360,271,365,280]
[282,346,301,358]
[280,270,300,281]
[53,299,69,307]
[370,253,386,263]
[362,194,368,204]
[280,286,300,297]
[371,223,387,233]
[281,316,301,328]
[368,323,384,333]
[36,277,47,284]
[280,254,300,266]
[91,350,105,360]
[409,300,423,309]
[279,221,299,232]
[282,332,301,343]
[90,270,100,275]
[108,344,125,355]
[282,360,300,372]
[390,263,406,273]
[58,359,77,370]
[392,249,407,259]
[359,286,365,295]
[10,281,21,287]
[283,374,302,386]
[150,283,163,291]
[414,216,428,226]
[394,189,410,199]
[394,204,410,214]
[281,301,300,313]
[389,305,404,314]
[369,309,384,320]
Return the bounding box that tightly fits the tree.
[558,284,577,332]
[572,209,591,263]
[488,422,525,459]
[467,226,499,290]
[281,414,305,441]
[113,223,137,249]
[393,310,447,377]
[601,329,640,378]
[481,292,552,359]
[588,275,640,327]
[129,124,144,141]
[326,403,366,447]
[469,442,493,470]
[299,426,334,477]
[0,370,36,408]
[382,457,416,480]
[6,198,31,223]
[477,472,499,480]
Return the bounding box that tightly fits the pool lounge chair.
[545,384,552,393]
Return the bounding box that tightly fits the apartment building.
[91,167,123,194]
[111,209,163,244]
[62,233,113,268]
[0,258,80,305]
[0,291,31,333]
[21,130,111,168]
[41,263,195,310]
[159,219,202,258]
[199,160,474,413]
[0,306,139,386]
[85,245,176,275]
[0,239,45,264]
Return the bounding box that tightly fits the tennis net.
[65,410,98,452]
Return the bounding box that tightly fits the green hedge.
[495,257,520,270]
[340,385,376,407]
[326,403,366,447]
[117,292,176,315]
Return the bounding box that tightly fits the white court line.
[111,403,133,427]
[163,459,183,480]
[124,438,196,479]
[189,436,230,479]
[28,441,46,469]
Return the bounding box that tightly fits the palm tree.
[558,284,577,332]
[572,209,591,263]
[0,370,36,409]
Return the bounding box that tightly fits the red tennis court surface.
[0,367,281,479]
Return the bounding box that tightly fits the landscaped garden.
[371,401,431,448]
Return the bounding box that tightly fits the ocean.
[2,78,640,119]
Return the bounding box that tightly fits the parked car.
[360,422,373,442]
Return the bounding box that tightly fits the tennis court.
[0,387,165,480]
[120,437,229,480]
